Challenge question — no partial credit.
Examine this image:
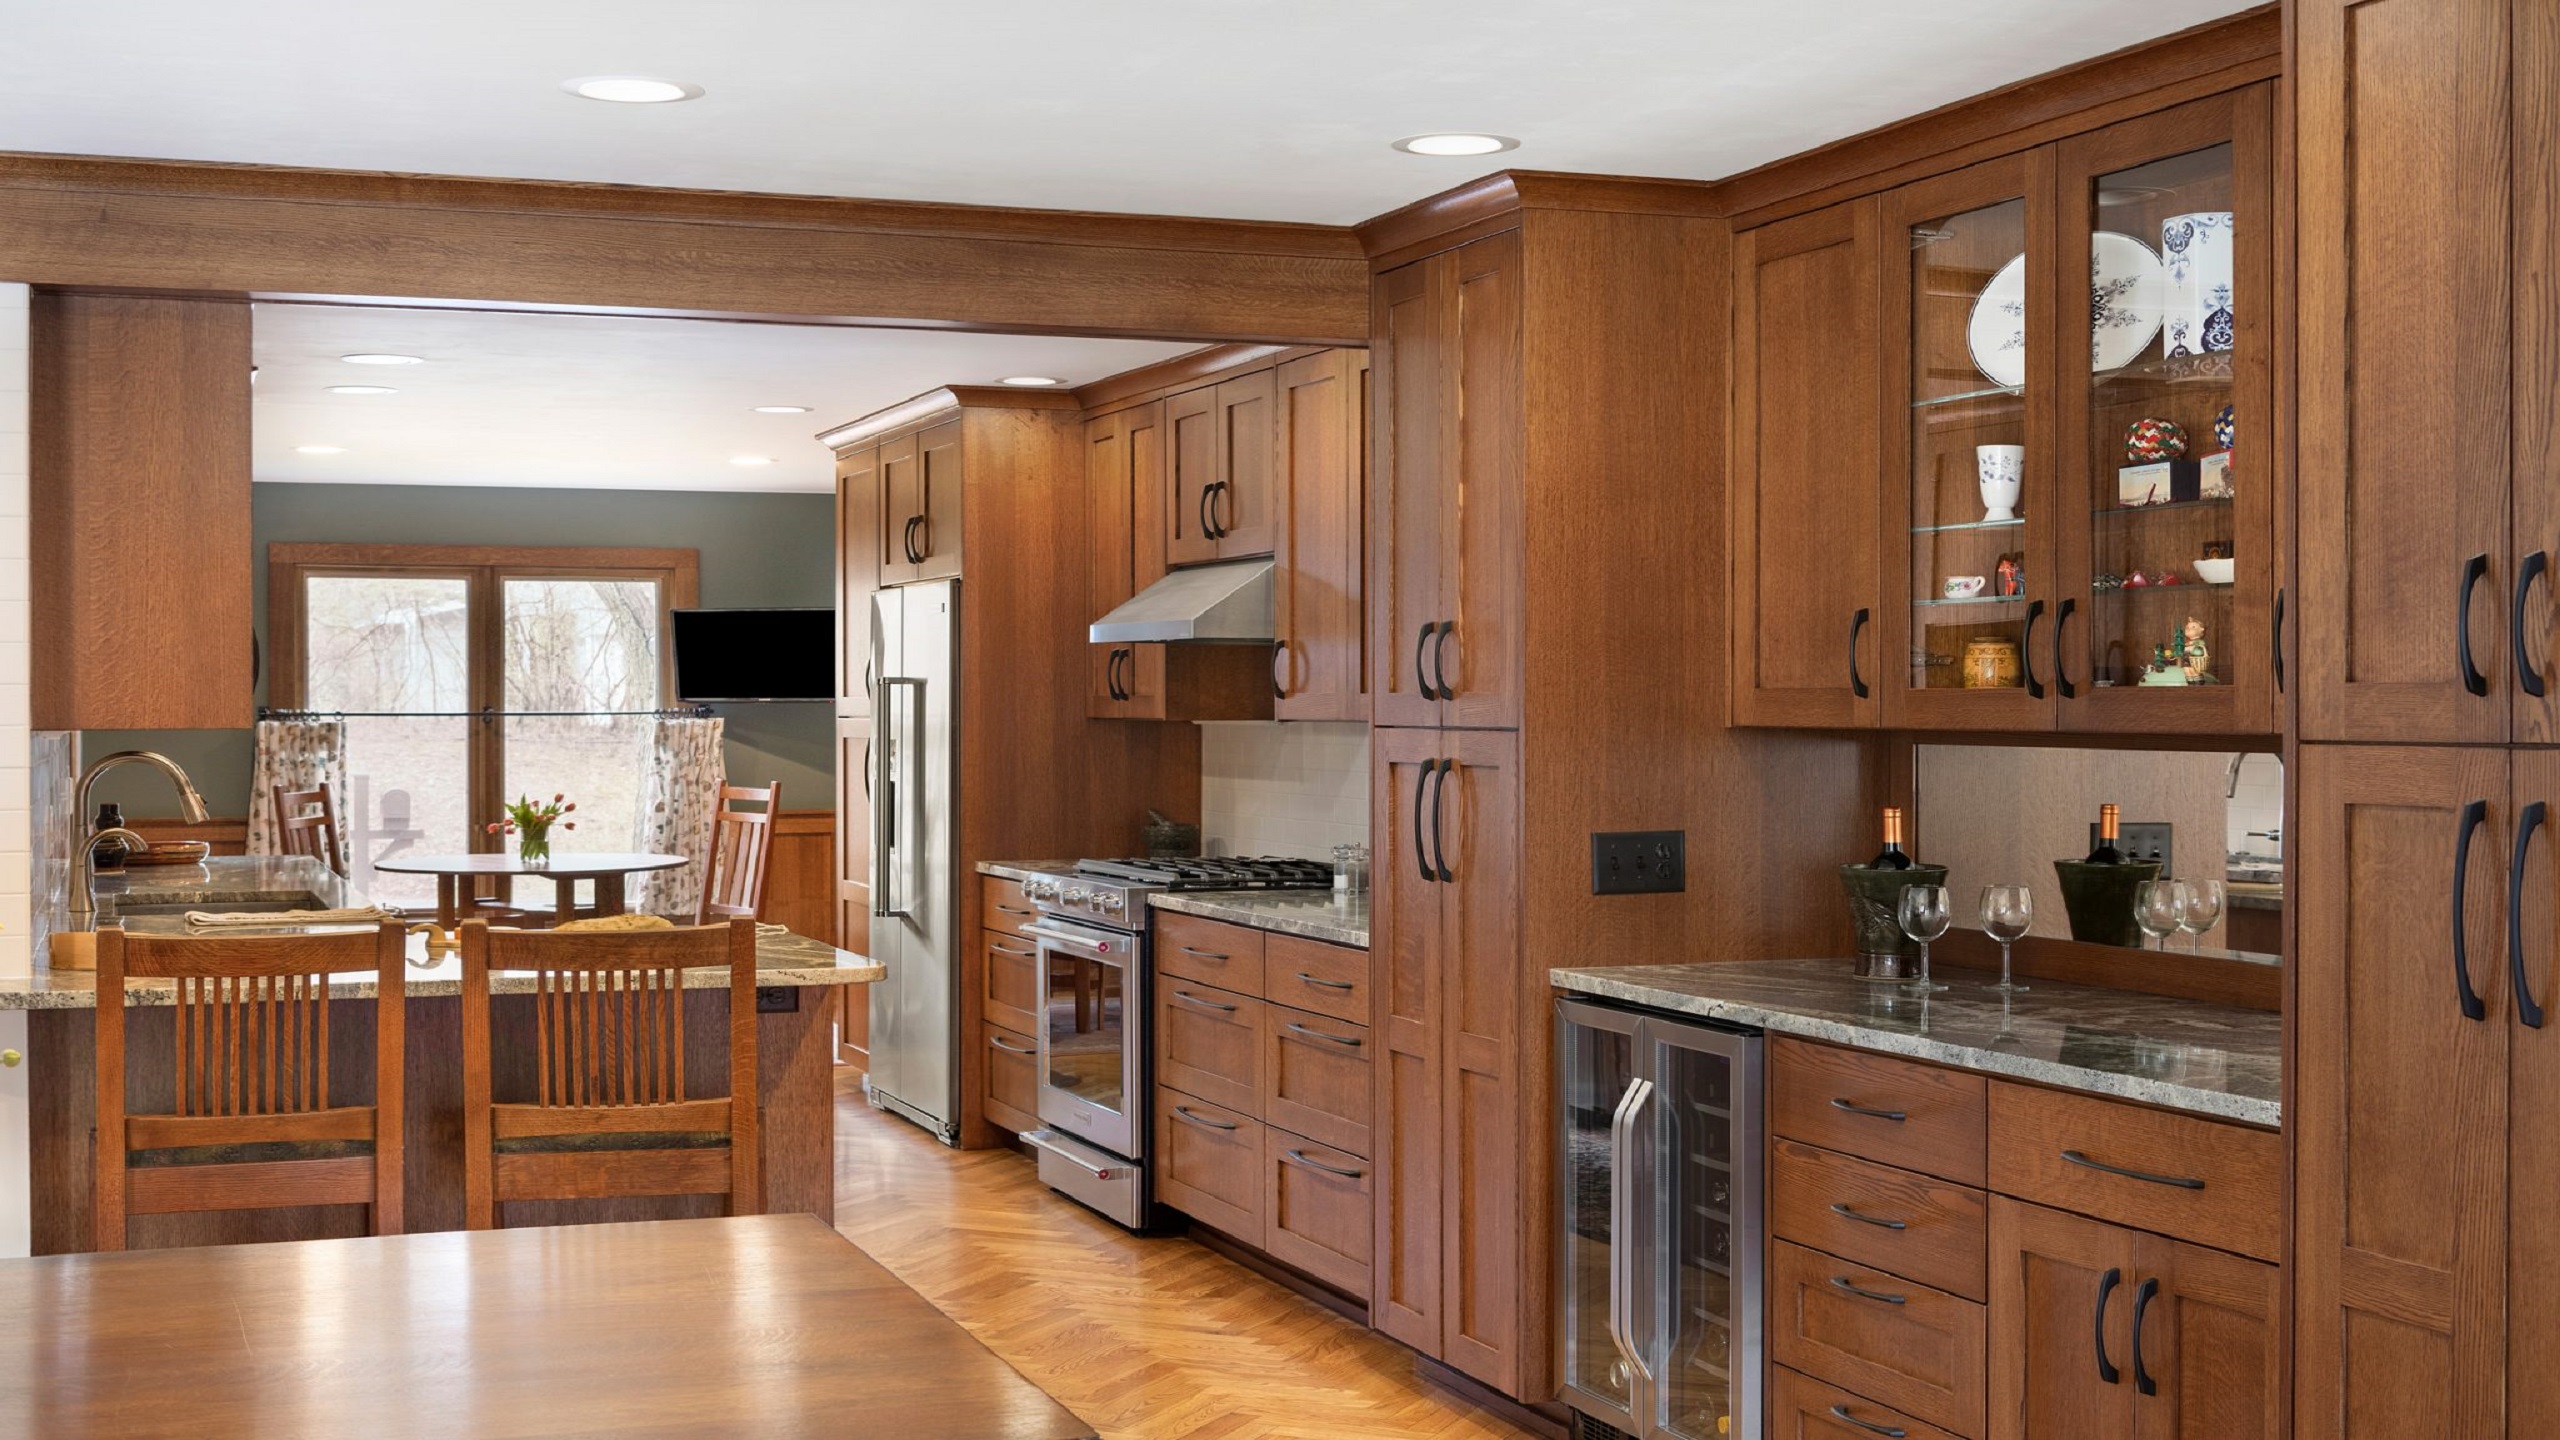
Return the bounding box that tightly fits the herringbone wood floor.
[830,1072,1541,1440]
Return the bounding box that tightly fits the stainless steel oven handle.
[1017,920,1126,954]
[1608,1075,1657,1390]
[1019,1128,1117,1178]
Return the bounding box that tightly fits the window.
[268,545,700,908]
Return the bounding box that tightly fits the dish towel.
[184,906,398,929]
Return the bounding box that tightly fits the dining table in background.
[374,850,689,930]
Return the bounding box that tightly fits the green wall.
[85,482,836,819]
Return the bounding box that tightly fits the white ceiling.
[252,305,1192,492]
[7,1,2254,225]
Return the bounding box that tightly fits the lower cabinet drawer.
[983,930,1042,1037]
[981,876,1038,938]
[1156,1090,1262,1240]
[1770,1137,1989,1302]
[1771,1365,1965,1440]
[1263,1005,1371,1157]
[1769,1240,1987,1438]
[1265,933,1370,1026]
[981,1022,1040,1134]
[1987,1081,2281,1262]
[1158,980,1263,1115]
[1264,1132,1372,1299]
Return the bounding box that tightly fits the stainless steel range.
[1010,856,1332,1229]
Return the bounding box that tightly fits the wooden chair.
[696,781,782,925]
[93,920,407,1251]
[459,917,761,1229]
[271,782,346,877]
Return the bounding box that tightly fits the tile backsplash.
[1198,721,1370,861]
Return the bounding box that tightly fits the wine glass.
[1980,884,2033,993]
[2134,880,2191,951]
[2178,878,2226,952]
[1897,885,1952,994]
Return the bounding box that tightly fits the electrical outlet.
[1592,831,1686,895]
[756,986,799,1013]
[2091,820,2174,873]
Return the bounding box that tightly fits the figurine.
[2125,417,2190,463]
[2178,614,2213,683]
[1995,553,2021,597]
[2213,403,2236,452]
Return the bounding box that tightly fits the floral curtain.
[634,715,726,917]
[247,718,350,872]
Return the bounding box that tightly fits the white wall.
[2226,751,2283,860]
[1197,721,1369,861]
[0,282,30,1257]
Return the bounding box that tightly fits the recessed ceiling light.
[326,384,398,396]
[1392,133,1519,158]
[730,455,776,467]
[998,376,1063,388]
[340,353,424,366]
[295,445,346,455]
[752,405,812,414]
[565,76,703,104]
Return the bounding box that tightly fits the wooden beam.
[0,153,1370,345]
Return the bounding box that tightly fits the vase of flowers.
[489,793,576,867]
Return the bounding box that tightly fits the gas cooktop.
[1074,856,1334,891]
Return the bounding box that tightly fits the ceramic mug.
[1976,444,2024,522]
[1943,575,1988,599]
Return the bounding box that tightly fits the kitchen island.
[17,857,880,1253]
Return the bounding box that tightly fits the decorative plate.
[2088,231,2167,373]
[1965,253,2031,389]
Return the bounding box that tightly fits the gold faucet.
[69,750,210,929]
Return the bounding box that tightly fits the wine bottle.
[2085,803,2126,865]
[1868,807,1916,870]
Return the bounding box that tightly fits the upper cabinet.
[1166,371,1278,565]
[1274,350,1370,721]
[836,442,882,719]
[1731,84,2280,737]
[879,419,964,587]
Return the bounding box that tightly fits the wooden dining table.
[0,1213,1095,1439]
[375,850,688,930]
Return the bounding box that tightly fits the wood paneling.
[1274,349,1370,720]
[1770,1137,1990,1302]
[1371,728,1446,1357]
[1771,1038,1990,1187]
[2512,747,2560,1433]
[30,291,253,730]
[2514,0,2560,743]
[1770,1239,1989,1437]
[1987,1081,2281,1262]
[761,811,836,947]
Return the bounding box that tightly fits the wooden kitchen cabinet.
[878,419,963,586]
[30,291,254,730]
[1729,198,1884,728]
[1273,349,1369,720]
[837,442,882,718]
[1164,374,1277,566]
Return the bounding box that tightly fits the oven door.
[1024,917,1142,1158]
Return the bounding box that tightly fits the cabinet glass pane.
[1560,1019,1637,1413]
[1658,1041,1735,1440]
[2082,144,2238,689]
[1909,197,2034,693]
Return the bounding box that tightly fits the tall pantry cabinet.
[1360,180,1873,1403]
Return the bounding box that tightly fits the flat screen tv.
[671,608,834,702]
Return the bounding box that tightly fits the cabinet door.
[1165,385,1221,568]
[2131,1235,2280,1440]
[2053,87,2280,735]
[878,431,922,586]
[1086,408,1139,719]
[1371,728,1445,1354]
[1989,1197,2136,1440]
[915,418,964,581]
[1371,256,1449,727]
[1275,350,1368,721]
[2519,0,2560,742]
[836,443,882,718]
[1730,199,1884,729]
[835,713,872,974]
[1442,233,1525,731]
[2294,745,2507,1440]
[2296,0,2513,744]
[1437,728,1525,1390]
[1212,370,1278,558]
[2510,748,2560,1432]
[1879,155,2059,732]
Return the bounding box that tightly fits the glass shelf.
[1912,382,2024,411]
[2091,351,2235,389]
[1915,594,2030,608]
[2094,496,2234,519]
[2093,582,2237,597]
[1912,517,2027,535]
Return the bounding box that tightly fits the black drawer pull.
[1826,1406,1907,1439]
[1829,1202,1908,1231]
[1171,1105,1238,1132]
[987,1034,1035,1056]
[1295,972,1355,991]
[1829,1097,1907,1123]
[1827,1275,1906,1306]
[1284,1021,1362,1048]
[1281,1148,1366,1180]
[2061,1149,2205,1190]
[1171,990,1239,1014]
[1177,946,1231,961]
[995,903,1033,915]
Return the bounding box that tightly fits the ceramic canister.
[2159,211,2235,357]
[1961,636,2024,688]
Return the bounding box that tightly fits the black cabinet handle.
[1826,1405,1908,1439]
[1281,1147,1366,1180]
[900,515,918,565]
[2517,551,2550,699]
[2273,585,2288,694]
[1285,1021,1363,1048]
[1170,989,1239,1014]
[1429,758,1454,883]
[1171,1104,1238,1132]
[2131,1276,2160,1397]
[2061,1149,2205,1190]
[1827,1275,1907,1306]
[1271,638,1289,700]
[1431,620,1455,700]
[1108,647,1130,701]
[2456,798,2490,1021]
[1828,1097,1907,1123]
[2513,799,2548,1029]
[1828,1202,1908,1231]
[1198,484,1218,543]
[2054,596,2078,699]
[1105,648,1120,701]
[1175,946,1231,961]
[2095,1267,2123,1384]
[1413,758,1435,883]
[1849,608,1871,700]
[1212,480,1231,537]
[1415,622,1441,701]
[2461,552,2492,696]
[1295,972,1355,992]
[2027,597,2048,696]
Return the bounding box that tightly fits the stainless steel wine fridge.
[1556,998,1764,1440]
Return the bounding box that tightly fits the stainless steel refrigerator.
[1556,997,1764,1440]
[867,580,960,1144]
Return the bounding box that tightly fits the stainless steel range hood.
[1088,558,1275,644]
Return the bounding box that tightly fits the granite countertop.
[976,860,1074,885]
[1147,891,1368,948]
[1552,957,2279,1127]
